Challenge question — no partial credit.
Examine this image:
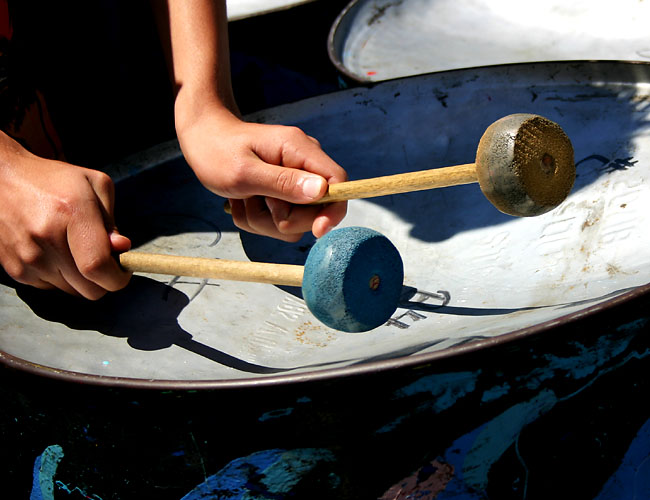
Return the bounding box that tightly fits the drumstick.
[226,113,575,217]
[119,226,403,333]
[315,163,477,203]
[120,252,304,287]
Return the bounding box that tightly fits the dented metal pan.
[1,61,649,388]
[328,0,650,81]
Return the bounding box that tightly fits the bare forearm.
[155,0,239,129]
[151,0,348,242]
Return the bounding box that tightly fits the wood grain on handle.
[316,163,478,204]
[119,252,304,287]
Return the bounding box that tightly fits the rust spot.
[294,321,334,347]
[581,217,599,230]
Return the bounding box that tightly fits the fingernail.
[301,176,325,199]
[109,229,131,251]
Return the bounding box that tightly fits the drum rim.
[3,59,650,390]
[327,0,362,82]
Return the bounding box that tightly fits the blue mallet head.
[302,226,404,332]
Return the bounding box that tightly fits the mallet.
[228,114,575,217]
[119,226,404,333]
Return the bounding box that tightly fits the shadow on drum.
[264,62,650,244]
[368,110,643,244]
[0,271,296,374]
[113,63,649,267]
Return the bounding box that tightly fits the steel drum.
[1,61,649,388]
[227,0,316,21]
[328,0,650,82]
[2,62,650,499]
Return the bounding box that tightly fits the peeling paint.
[30,445,64,500]
[181,448,337,499]
[462,390,557,490]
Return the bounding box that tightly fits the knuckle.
[28,220,57,244]
[3,260,28,283]
[89,169,112,185]
[274,169,299,195]
[281,127,309,151]
[3,245,44,283]
[277,220,308,238]
[92,171,115,195]
[219,161,249,195]
[104,272,132,293]
[26,212,67,247]
[8,242,46,281]
[282,125,304,139]
[77,253,110,281]
[232,218,247,232]
[227,161,249,186]
[51,193,78,216]
[84,288,108,301]
[306,134,321,148]
[276,230,303,243]
[19,245,45,268]
[29,201,78,242]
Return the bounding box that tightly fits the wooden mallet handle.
[316,163,477,204]
[119,252,304,287]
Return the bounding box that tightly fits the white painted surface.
[227,0,315,20]
[330,0,650,81]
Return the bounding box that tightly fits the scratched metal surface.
[1,61,650,386]
[328,0,650,82]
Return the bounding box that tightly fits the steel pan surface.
[226,0,316,21]
[329,0,650,82]
[1,61,649,387]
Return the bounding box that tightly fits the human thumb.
[295,174,327,202]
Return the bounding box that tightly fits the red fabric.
[0,0,12,40]
[0,0,63,160]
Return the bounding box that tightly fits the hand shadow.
[5,272,292,375]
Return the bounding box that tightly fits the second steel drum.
[328,0,650,82]
[226,0,316,21]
